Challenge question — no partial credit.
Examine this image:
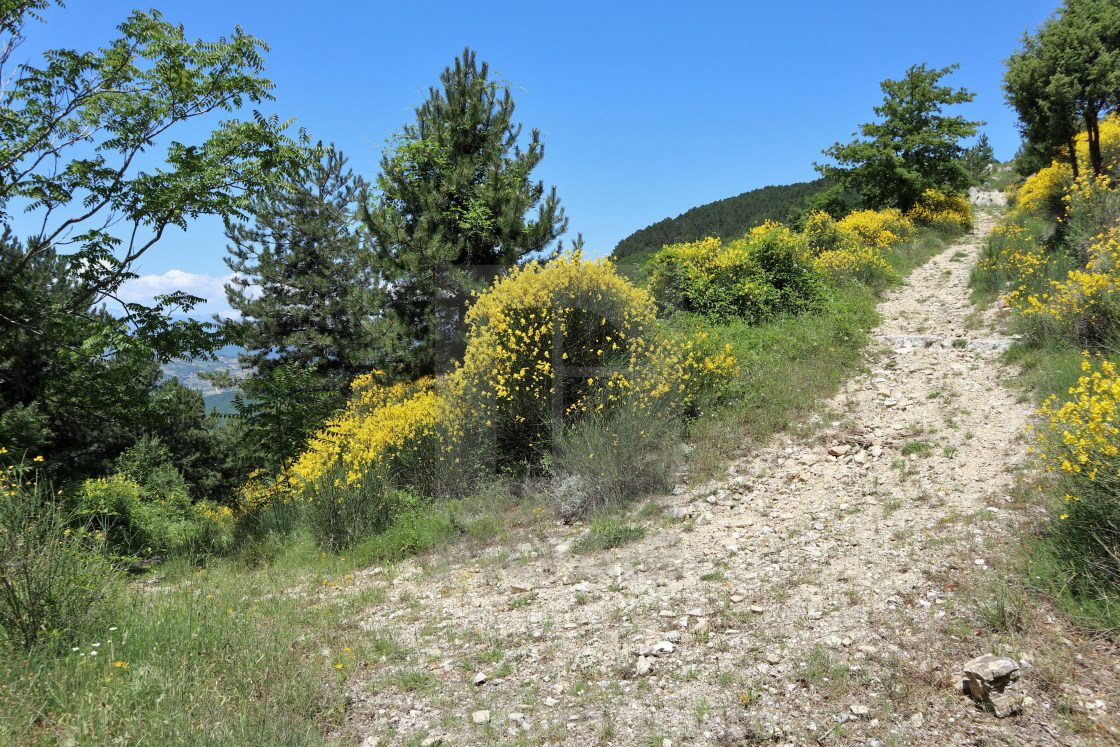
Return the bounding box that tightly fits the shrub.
[1035,354,1120,590]
[802,210,859,255]
[837,208,914,249]
[456,250,734,468]
[1011,161,1072,222]
[650,224,822,321]
[75,474,191,557]
[549,386,679,518]
[812,243,895,287]
[649,236,777,319]
[251,251,736,545]
[0,457,116,650]
[906,189,972,232]
[747,221,825,313]
[184,501,236,557]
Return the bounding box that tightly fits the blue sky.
[27,0,1058,316]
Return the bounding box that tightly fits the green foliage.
[219,146,388,468]
[649,225,823,321]
[303,469,425,551]
[0,4,303,386]
[350,504,458,563]
[571,516,646,554]
[611,179,831,262]
[1004,0,1120,179]
[962,133,997,183]
[0,4,306,491]
[0,461,117,651]
[816,63,981,211]
[75,475,186,558]
[361,46,567,378]
[550,389,680,518]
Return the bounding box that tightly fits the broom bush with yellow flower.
[1035,354,1120,595]
[245,250,737,546]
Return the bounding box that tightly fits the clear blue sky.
[28,0,1058,316]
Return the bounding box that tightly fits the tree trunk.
[1085,111,1103,177]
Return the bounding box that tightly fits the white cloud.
[119,270,239,317]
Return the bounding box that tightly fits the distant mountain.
[203,390,238,415]
[611,178,830,263]
[161,345,246,414]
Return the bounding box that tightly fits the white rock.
[472,710,491,724]
[850,705,871,717]
[635,656,654,677]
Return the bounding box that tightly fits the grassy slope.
[0,224,963,747]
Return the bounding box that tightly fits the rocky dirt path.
[336,212,1119,746]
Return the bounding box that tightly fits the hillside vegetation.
[610,179,830,262]
[9,0,1120,743]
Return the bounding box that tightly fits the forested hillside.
[610,178,829,261]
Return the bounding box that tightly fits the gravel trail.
[337,212,1117,746]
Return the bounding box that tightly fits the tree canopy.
[0,1,304,476]
[219,145,390,467]
[816,63,981,211]
[360,46,567,378]
[1004,0,1120,179]
[610,179,831,262]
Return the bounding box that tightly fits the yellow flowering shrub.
[1036,353,1120,580]
[836,208,914,249]
[1015,226,1120,345]
[1011,161,1073,221]
[802,211,859,255]
[650,223,822,320]
[906,189,971,232]
[812,243,895,286]
[289,376,451,495]
[457,250,735,466]
[255,250,737,542]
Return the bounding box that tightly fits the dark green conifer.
[361,47,567,378]
[220,144,390,466]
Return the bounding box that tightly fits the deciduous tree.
[0,2,303,477]
[816,63,981,212]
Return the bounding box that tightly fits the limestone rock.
[963,654,1023,718]
[472,709,491,724]
[636,656,654,677]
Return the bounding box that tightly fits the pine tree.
[361,47,568,378]
[220,144,390,465]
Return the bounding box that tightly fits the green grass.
[0,535,384,745]
[900,440,933,458]
[571,516,646,553]
[679,284,878,480]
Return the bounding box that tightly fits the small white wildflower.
[109,627,117,631]
[91,642,100,647]
[89,651,98,656]
[72,647,79,652]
